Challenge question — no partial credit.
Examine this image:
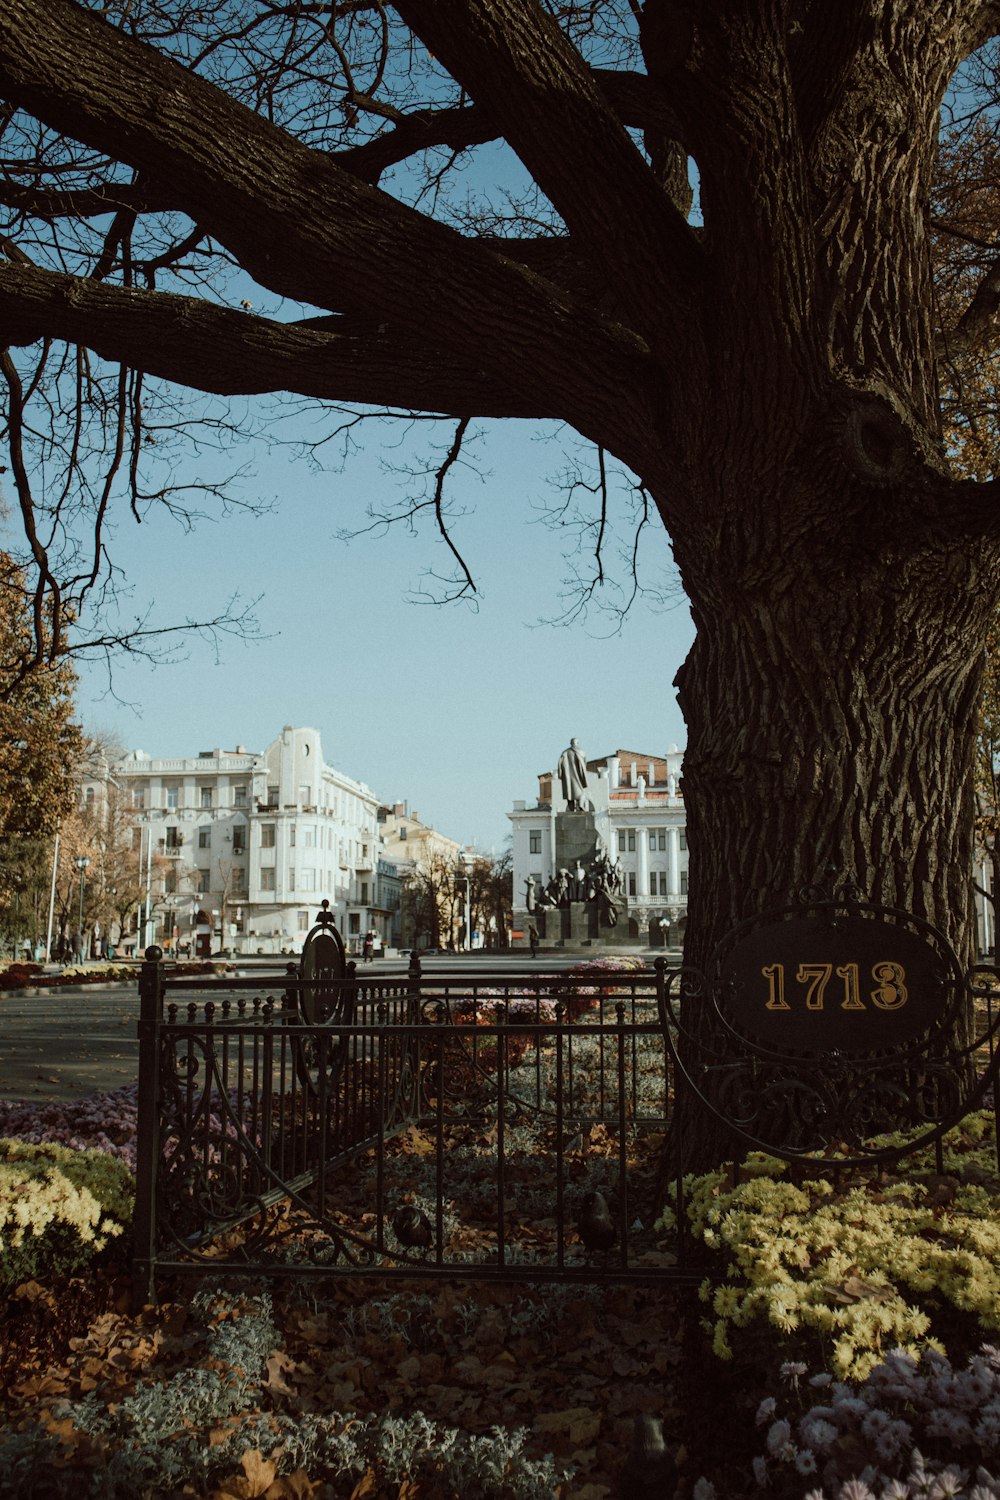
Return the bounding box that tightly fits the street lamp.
[456,854,472,952]
[75,855,90,950]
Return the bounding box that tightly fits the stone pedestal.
[536,905,569,943]
[554,811,599,874]
[569,901,597,944]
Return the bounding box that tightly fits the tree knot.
[835,383,946,488]
[843,396,909,484]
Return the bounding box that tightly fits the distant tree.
[0,555,83,951]
[0,556,82,843]
[467,849,514,950]
[400,849,459,952]
[213,858,245,951]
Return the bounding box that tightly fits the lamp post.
[456,854,472,952]
[75,855,90,954]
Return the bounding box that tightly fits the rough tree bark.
[2,0,1000,1165]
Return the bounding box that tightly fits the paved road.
[0,950,679,1103]
[0,987,141,1101]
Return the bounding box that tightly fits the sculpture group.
[525,843,623,926]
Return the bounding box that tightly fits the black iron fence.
[132,952,692,1303]
[132,887,1000,1303]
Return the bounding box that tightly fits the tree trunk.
[664,456,998,1170]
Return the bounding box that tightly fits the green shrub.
[0,1139,134,1289]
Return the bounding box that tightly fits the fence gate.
[132,908,691,1303]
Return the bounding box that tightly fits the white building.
[509,744,689,946]
[110,725,387,955]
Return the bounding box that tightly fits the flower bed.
[661,1112,1000,1382]
[0,1087,140,1170]
[0,1139,133,1290]
[0,959,229,991]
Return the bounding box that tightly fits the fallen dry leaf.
[535,1407,602,1445]
[264,1351,298,1396]
[210,1448,279,1498]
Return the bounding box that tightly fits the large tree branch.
[336,69,687,185]
[0,261,661,464]
[924,469,1000,544]
[392,0,703,340]
[938,253,1000,359]
[0,0,654,428]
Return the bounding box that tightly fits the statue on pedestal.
[558,737,589,811]
[524,875,536,911]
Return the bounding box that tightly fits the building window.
[304,829,315,848]
[628,873,637,896]
[289,826,296,847]
[199,828,211,849]
[232,867,245,892]
[681,871,689,894]
[529,830,542,855]
[680,828,687,850]
[349,913,360,934]
[132,788,145,810]
[298,910,309,929]
[165,826,181,849]
[361,881,369,904]
[200,786,213,809]
[233,829,245,854]
[399,826,407,840]
[658,828,667,850]
[261,824,276,849]
[627,830,636,852]
[618,831,626,853]
[165,868,177,894]
[196,869,208,894]
[289,868,295,891]
[260,868,276,892]
[302,869,316,891]
[166,786,179,809]
[659,870,668,895]
[234,785,247,807]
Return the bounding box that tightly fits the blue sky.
[73,413,694,852]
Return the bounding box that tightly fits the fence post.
[132,943,165,1310]
[407,950,425,1119]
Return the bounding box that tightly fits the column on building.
[667,826,680,897]
[636,825,649,898]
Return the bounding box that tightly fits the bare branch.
[393,0,702,332]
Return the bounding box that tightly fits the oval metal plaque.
[715,911,953,1054]
[300,926,346,1025]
